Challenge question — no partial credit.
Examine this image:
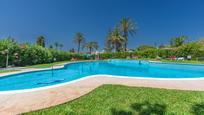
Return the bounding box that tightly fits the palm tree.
[104,29,114,52]
[59,44,63,50]
[119,17,137,51]
[74,32,85,53]
[84,42,99,54]
[36,36,45,47]
[170,36,187,47]
[69,48,75,53]
[54,42,59,50]
[107,27,125,52]
[49,45,53,49]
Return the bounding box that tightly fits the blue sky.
[0,0,204,50]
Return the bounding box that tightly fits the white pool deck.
[0,63,204,114]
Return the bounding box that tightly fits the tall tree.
[0,38,17,68]
[84,42,99,54]
[74,32,85,53]
[119,17,137,51]
[104,30,114,52]
[54,42,59,50]
[49,45,53,49]
[59,44,63,50]
[107,27,125,52]
[69,48,75,53]
[170,36,187,47]
[36,36,45,47]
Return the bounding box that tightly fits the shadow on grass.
[111,108,133,115]
[111,101,166,115]
[191,103,204,115]
[131,101,166,115]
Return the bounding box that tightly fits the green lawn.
[160,59,204,65]
[25,61,70,68]
[136,58,204,65]
[24,85,204,115]
[0,70,18,73]
[0,61,70,73]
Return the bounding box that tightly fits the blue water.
[1,60,204,91]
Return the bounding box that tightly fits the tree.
[59,44,63,50]
[84,42,99,54]
[104,30,114,52]
[69,48,75,53]
[176,42,202,58]
[36,36,45,47]
[0,38,19,67]
[159,44,165,48]
[137,45,156,51]
[49,45,53,49]
[197,38,204,50]
[197,38,204,46]
[54,42,59,50]
[170,36,187,47]
[104,40,113,53]
[74,32,85,53]
[107,27,125,52]
[119,17,137,51]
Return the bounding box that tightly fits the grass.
[160,59,204,65]
[24,85,204,115]
[137,58,204,64]
[0,61,70,73]
[25,61,70,68]
[0,69,18,73]
[131,57,204,65]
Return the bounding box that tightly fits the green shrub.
[0,39,89,67]
[137,45,156,51]
[137,49,158,58]
[100,52,133,59]
[175,42,203,59]
[0,39,21,67]
[100,53,113,59]
[19,45,53,65]
[157,49,176,59]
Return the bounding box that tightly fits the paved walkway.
[0,65,64,77]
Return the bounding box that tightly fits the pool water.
[1,60,204,91]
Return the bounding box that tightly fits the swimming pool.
[1,60,204,91]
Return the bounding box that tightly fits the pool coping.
[1,76,204,115]
[0,74,204,94]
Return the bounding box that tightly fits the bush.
[0,39,21,67]
[157,49,176,59]
[19,45,53,66]
[100,53,113,59]
[137,49,158,58]
[0,39,89,67]
[137,45,156,51]
[175,42,203,59]
[100,52,133,59]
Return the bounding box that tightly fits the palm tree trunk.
[115,43,118,52]
[124,42,127,51]
[6,50,9,68]
[78,42,80,53]
[124,31,128,51]
[89,48,92,54]
[113,43,116,52]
